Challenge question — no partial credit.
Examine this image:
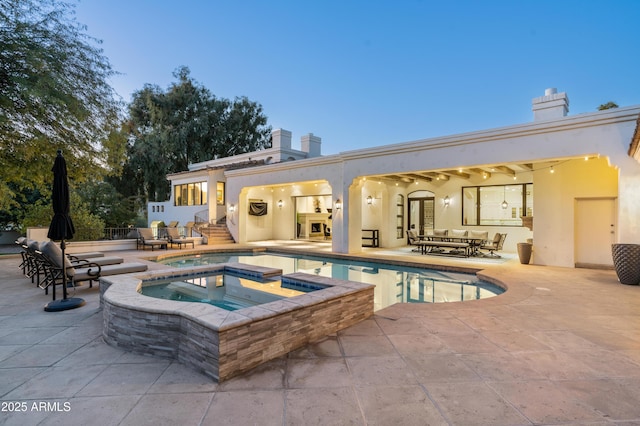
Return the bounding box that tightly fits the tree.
[127,66,272,201]
[598,101,618,111]
[0,0,124,213]
[76,180,137,227]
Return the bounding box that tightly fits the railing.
[72,227,138,241]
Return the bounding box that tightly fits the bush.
[20,193,105,241]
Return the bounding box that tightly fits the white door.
[575,198,616,268]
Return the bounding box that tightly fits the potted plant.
[611,243,640,285]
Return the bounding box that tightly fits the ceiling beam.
[495,165,516,176]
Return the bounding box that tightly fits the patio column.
[329,177,363,254]
[207,173,218,224]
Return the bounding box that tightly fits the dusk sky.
[75,0,640,155]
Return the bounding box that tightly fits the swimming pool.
[158,251,504,310]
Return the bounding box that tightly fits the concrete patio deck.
[1,243,640,425]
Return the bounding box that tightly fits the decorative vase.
[517,242,532,264]
[611,243,640,285]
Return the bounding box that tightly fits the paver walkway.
[1,246,640,425]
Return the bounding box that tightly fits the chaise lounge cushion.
[166,227,195,248]
[41,241,123,267]
[137,228,167,249]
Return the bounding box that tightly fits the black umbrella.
[45,150,85,312]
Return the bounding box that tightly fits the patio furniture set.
[16,237,148,297]
[136,227,195,250]
[407,229,507,258]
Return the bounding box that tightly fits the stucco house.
[148,88,640,268]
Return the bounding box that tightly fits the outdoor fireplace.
[311,222,322,234]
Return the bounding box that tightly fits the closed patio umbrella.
[45,150,85,312]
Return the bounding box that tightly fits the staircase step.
[196,223,235,245]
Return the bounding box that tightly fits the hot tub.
[100,262,374,382]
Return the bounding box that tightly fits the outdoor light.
[335,199,342,210]
[444,195,450,206]
[501,187,508,209]
[366,195,373,205]
[228,204,236,213]
[277,199,283,208]
[550,166,555,173]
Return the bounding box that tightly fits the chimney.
[301,133,321,157]
[532,88,569,121]
[271,129,292,150]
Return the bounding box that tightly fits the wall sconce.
[277,199,283,208]
[444,195,450,207]
[228,204,236,213]
[366,195,373,205]
[335,199,342,210]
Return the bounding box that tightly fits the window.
[396,194,404,238]
[216,182,225,205]
[462,183,533,226]
[174,182,208,206]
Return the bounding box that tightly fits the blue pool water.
[140,271,322,311]
[158,252,504,310]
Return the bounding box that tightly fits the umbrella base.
[44,298,86,312]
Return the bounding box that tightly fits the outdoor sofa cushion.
[470,230,489,241]
[451,229,468,237]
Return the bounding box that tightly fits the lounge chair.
[480,233,507,258]
[38,241,148,293]
[40,241,124,267]
[136,228,167,251]
[166,227,195,249]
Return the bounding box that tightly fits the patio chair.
[323,223,331,240]
[469,230,489,256]
[480,233,507,258]
[406,229,421,252]
[136,228,167,251]
[166,227,195,249]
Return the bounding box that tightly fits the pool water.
[158,252,504,310]
[140,272,322,311]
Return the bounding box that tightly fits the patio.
[1,244,640,425]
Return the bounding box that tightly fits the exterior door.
[575,198,616,268]
[408,197,434,237]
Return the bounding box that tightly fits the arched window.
[396,194,404,239]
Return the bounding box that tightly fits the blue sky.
[75,0,640,155]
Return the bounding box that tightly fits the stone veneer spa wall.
[100,264,374,381]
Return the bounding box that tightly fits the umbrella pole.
[61,239,68,300]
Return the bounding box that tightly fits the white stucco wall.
[532,157,618,267]
[159,102,640,268]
